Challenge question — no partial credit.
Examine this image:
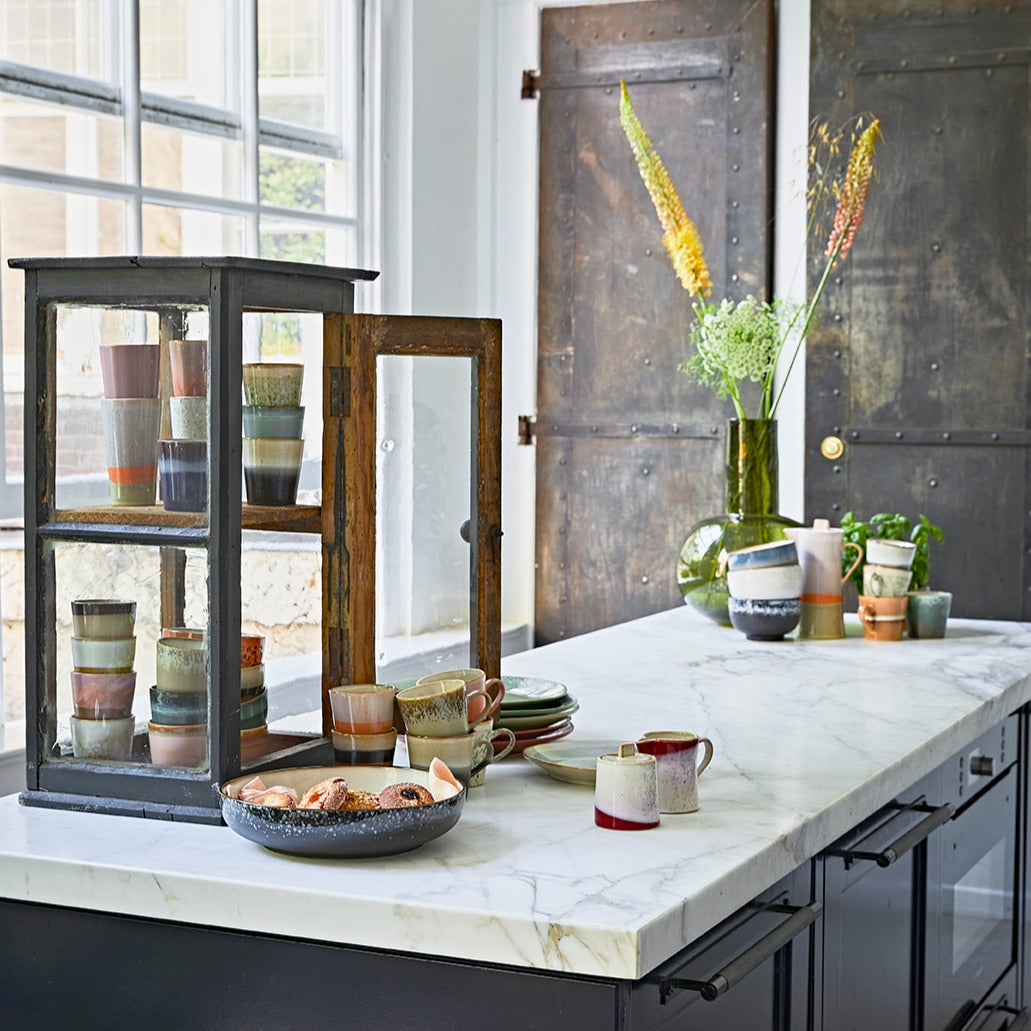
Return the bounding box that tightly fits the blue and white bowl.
[726,539,798,571]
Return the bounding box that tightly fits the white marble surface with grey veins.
[2,609,1031,979]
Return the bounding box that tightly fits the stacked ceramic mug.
[69,599,138,760]
[159,339,208,513]
[725,540,802,641]
[99,343,161,506]
[858,539,915,642]
[242,363,304,506]
[397,671,514,788]
[148,630,268,766]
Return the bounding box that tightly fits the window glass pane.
[0,0,113,83]
[375,355,474,677]
[139,0,231,111]
[258,0,331,133]
[0,93,124,180]
[1,184,127,485]
[259,147,355,218]
[258,219,356,268]
[142,122,244,199]
[142,203,245,256]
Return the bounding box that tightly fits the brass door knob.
[820,435,845,460]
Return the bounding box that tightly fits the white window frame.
[0,0,370,729]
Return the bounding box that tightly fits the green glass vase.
[676,418,798,625]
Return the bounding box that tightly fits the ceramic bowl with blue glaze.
[726,539,798,572]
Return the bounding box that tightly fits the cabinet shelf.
[48,504,322,535]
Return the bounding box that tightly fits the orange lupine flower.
[826,117,881,266]
[619,82,712,299]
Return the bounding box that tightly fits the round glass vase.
[676,418,799,625]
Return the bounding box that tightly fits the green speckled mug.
[397,679,490,737]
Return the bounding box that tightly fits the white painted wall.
[380,0,813,635]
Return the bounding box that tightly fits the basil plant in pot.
[619,81,883,624]
[841,512,951,638]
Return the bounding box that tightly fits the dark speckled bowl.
[728,597,801,641]
[217,765,465,858]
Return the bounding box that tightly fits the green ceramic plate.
[496,697,579,731]
[521,739,618,786]
[498,675,569,709]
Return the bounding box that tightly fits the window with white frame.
[0,0,364,725]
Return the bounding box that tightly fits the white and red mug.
[636,731,714,814]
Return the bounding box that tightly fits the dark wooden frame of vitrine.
[12,256,379,822]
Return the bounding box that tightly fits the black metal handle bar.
[660,900,823,1003]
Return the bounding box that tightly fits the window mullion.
[123,0,142,252]
[240,0,260,256]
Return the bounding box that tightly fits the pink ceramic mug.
[329,684,397,734]
[99,344,160,399]
[636,731,714,814]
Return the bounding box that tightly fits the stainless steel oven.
[927,716,1020,1030]
[821,713,1023,1031]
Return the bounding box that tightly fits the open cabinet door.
[527,0,774,644]
[806,0,1031,619]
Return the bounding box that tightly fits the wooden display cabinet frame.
[9,257,503,823]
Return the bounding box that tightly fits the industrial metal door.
[806,0,1031,619]
[528,0,774,644]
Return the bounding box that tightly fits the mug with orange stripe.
[784,519,863,639]
[101,398,161,506]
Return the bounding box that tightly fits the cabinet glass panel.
[240,527,321,729]
[52,304,211,519]
[49,540,210,771]
[375,354,473,679]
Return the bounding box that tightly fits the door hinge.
[521,69,540,99]
[518,414,536,445]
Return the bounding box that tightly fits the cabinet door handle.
[834,802,954,868]
[659,901,822,1003]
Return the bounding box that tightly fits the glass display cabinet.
[4,255,489,826]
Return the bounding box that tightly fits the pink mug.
[636,731,714,814]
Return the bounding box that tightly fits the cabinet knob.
[970,755,995,777]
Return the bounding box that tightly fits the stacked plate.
[493,676,578,754]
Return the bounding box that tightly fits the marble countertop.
[2,608,1031,980]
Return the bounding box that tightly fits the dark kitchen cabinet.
[819,714,1025,1031]
[630,864,818,1030]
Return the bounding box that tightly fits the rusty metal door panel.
[807,0,1031,619]
[533,0,773,644]
[534,432,724,642]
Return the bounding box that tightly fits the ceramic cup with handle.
[416,667,504,723]
[397,679,490,737]
[594,743,660,830]
[406,727,515,787]
[636,731,714,814]
[862,563,913,599]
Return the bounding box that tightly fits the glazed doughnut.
[299,777,350,811]
[378,782,434,808]
[341,789,381,811]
